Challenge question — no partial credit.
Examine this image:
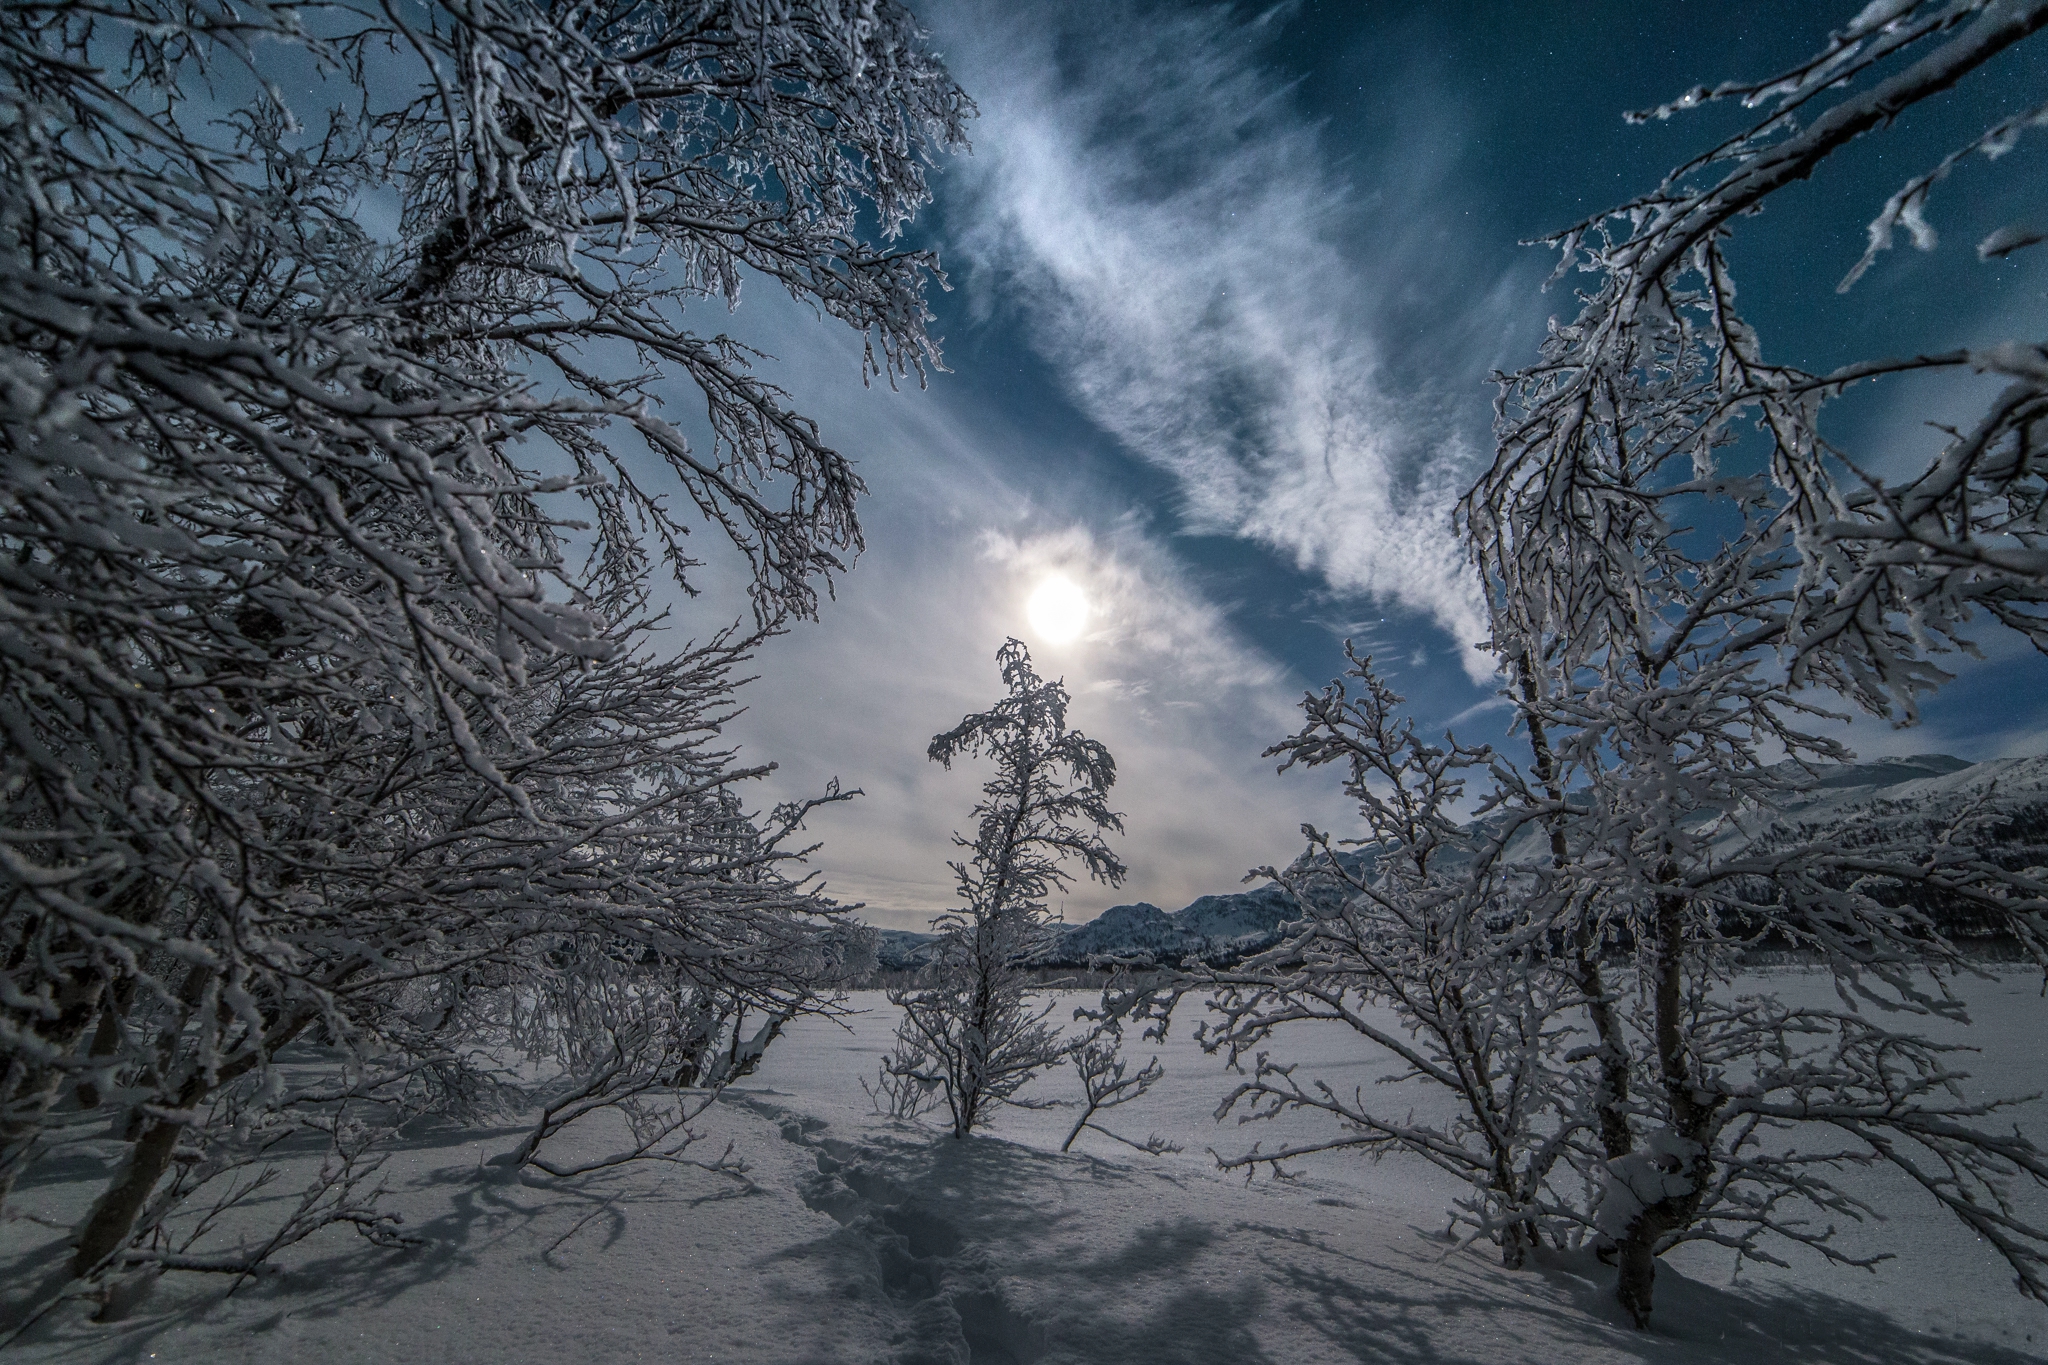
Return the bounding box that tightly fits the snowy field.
[4,969,2046,1363]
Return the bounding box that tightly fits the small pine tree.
[880,640,1126,1138]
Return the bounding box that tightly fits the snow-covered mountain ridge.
[872,881,1301,970]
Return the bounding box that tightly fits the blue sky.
[693,1,2048,930]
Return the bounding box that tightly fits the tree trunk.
[67,991,321,1279]
[1573,941,1635,1161]
[1515,659,1634,1163]
[1615,1230,1657,1329]
[71,961,223,1275]
[1650,886,1701,1134]
[1501,1217,1536,1270]
[68,1092,192,1278]
[73,975,135,1112]
[1611,870,1716,1330]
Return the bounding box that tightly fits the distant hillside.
[872,880,1304,971]
[1041,880,1301,967]
[871,754,2048,970]
[1729,753,2048,942]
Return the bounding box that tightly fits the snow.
[5,971,2046,1363]
[1594,1132,1702,1241]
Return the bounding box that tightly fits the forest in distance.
[4,1,2048,1361]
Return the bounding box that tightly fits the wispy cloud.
[937,0,1523,679]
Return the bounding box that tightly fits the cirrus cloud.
[934,0,1537,679]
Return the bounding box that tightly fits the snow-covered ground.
[4,970,2046,1363]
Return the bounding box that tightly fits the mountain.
[1042,880,1303,966]
[1732,753,2048,940]
[1779,753,1974,792]
[1048,901,1198,963]
[873,882,1307,971]
[873,929,947,972]
[869,755,2048,970]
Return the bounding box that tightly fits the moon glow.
[1026,576,1090,644]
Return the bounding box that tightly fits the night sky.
[685,1,2048,930]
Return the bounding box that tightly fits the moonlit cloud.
[665,297,1354,931]
[978,522,1295,703]
[934,0,1523,679]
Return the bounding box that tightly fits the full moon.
[1026,576,1090,644]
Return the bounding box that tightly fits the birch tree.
[881,639,1126,1139]
[1460,1,2048,1327]
[1193,649,1585,1268]
[1476,0,2048,717]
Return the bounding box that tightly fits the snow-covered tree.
[1210,532,2048,1323]
[1459,3,2048,1327]
[0,0,965,1290]
[1479,488,2048,1325]
[881,639,1125,1139]
[1191,649,1584,1267]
